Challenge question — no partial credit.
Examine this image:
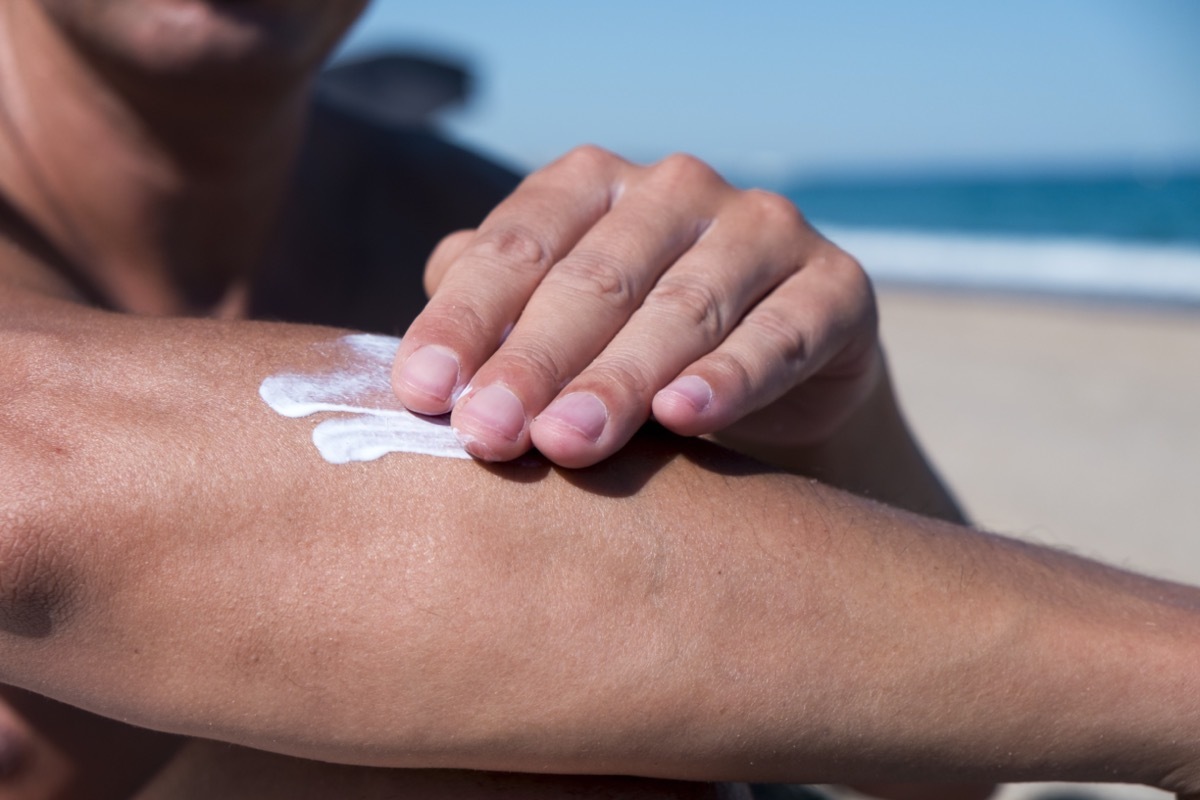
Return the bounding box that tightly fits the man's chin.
[42,0,366,84]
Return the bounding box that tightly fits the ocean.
[774,171,1200,306]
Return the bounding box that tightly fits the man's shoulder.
[306,70,522,221]
[250,82,522,332]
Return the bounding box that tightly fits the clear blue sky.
[338,1,1200,179]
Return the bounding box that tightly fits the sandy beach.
[880,288,1200,586]
[851,288,1200,800]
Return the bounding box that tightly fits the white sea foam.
[820,224,1200,305]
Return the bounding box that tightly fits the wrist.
[715,351,964,522]
[1008,552,1200,791]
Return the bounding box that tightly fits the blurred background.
[335,0,1199,303]
[335,4,1198,798]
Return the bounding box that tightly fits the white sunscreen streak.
[259,333,470,464]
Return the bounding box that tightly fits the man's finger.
[524,193,806,467]
[423,229,476,298]
[652,246,877,443]
[392,147,622,415]
[449,160,724,462]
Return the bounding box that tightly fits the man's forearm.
[1,296,1198,793]
[715,355,966,523]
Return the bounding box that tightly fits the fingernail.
[398,345,460,405]
[456,384,526,443]
[538,392,608,443]
[660,375,712,413]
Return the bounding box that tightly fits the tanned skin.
[0,2,1197,799]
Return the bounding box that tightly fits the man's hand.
[391,145,880,467]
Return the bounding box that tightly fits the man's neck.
[0,1,309,316]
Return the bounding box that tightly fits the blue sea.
[773,170,1200,306]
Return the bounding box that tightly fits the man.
[0,2,1197,799]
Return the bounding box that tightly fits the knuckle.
[644,277,726,342]
[472,224,554,279]
[452,301,496,344]
[551,251,639,311]
[745,306,809,370]
[820,246,879,332]
[702,351,756,398]
[495,341,570,390]
[824,244,866,281]
[559,144,619,175]
[654,152,723,190]
[743,189,807,229]
[416,297,493,350]
[587,353,654,405]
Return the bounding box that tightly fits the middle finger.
[451,169,725,461]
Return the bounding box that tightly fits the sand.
[879,288,1200,585]
[857,288,1200,800]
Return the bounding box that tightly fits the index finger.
[392,147,624,416]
